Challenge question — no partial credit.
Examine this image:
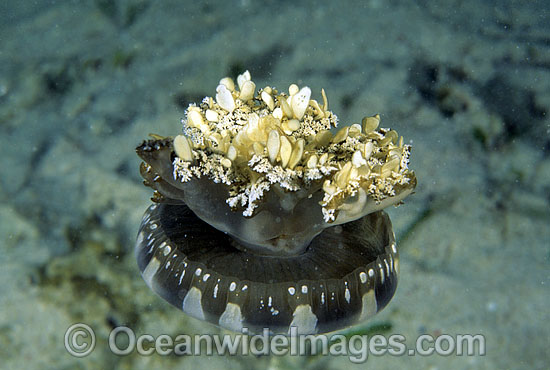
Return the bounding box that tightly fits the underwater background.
[0,0,548,369]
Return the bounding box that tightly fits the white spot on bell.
[213,284,219,298]
[142,257,160,288]
[178,269,185,285]
[182,287,205,320]
[289,305,318,335]
[136,231,145,246]
[219,303,244,332]
[359,290,377,321]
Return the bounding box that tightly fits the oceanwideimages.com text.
[65,324,486,363]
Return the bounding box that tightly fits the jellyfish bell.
[135,71,416,334]
[135,201,398,335]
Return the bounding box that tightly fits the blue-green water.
[0,1,548,369]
